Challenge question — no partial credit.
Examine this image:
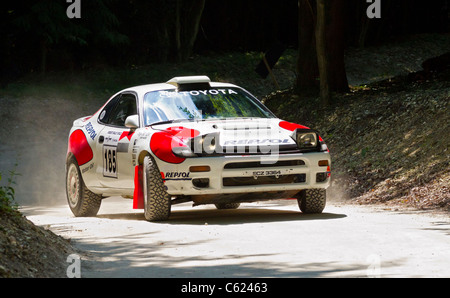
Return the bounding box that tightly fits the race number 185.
[103,145,118,178]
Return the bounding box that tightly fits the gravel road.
[22,197,450,278]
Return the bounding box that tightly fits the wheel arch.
[66,152,76,166]
[66,152,102,217]
[137,150,151,166]
[67,129,94,167]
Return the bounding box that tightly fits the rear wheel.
[297,189,326,214]
[66,157,102,217]
[143,156,171,221]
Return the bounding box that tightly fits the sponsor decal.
[81,162,94,174]
[104,131,119,146]
[163,171,191,181]
[85,122,97,140]
[136,131,150,140]
[224,139,292,145]
[160,89,238,97]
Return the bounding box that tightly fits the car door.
[96,92,139,190]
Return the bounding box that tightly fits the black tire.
[143,156,171,221]
[66,157,102,217]
[215,202,240,210]
[297,189,326,214]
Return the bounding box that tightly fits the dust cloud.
[327,175,351,203]
[0,95,99,207]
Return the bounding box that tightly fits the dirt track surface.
[22,198,450,278]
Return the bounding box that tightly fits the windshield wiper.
[147,119,191,127]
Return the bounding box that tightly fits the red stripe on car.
[68,129,93,166]
[150,127,200,164]
[278,120,310,131]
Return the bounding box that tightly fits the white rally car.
[66,76,331,221]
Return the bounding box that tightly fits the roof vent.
[166,76,211,91]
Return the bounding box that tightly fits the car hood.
[149,118,303,151]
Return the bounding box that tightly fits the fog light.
[316,173,328,182]
[318,160,329,167]
[192,178,209,188]
[189,165,211,172]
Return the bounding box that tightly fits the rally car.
[66,76,331,221]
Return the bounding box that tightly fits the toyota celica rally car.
[66,76,331,221]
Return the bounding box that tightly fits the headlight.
[172,146,196,157]
[294,129,320,151]
[191,133,220,155]
[173,133,221,157]
[298,132,317,147]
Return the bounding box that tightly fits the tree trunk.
[315,0,330,105]
[327,0,349,93]
[296,0,319,94]
[296,0,348,100]
[176,0,206,62]
[40,38,48,75]
[153,0,173,63]
[175,0,182,62]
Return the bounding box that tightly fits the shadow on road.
[97,207,347,225]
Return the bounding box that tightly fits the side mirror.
[125,115,139,129]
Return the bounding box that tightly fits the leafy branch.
[0,163,21,215]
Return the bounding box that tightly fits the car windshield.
[143,87,274,126]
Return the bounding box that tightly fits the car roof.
[119,76,240,98]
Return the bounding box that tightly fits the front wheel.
[143,156,171,221]
[66,157,102,217]
[296,189,326,214]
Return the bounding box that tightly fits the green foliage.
[11,0,128,47]
[0,165,20,215]
[81,0,129,46]
[12,1,89,46]
[8,0,129,73]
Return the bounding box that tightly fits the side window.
[99,93,138,127]
[99,94,120,124]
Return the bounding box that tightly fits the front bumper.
[159,152,331,197]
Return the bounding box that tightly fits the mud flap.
[133,165,144,209]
